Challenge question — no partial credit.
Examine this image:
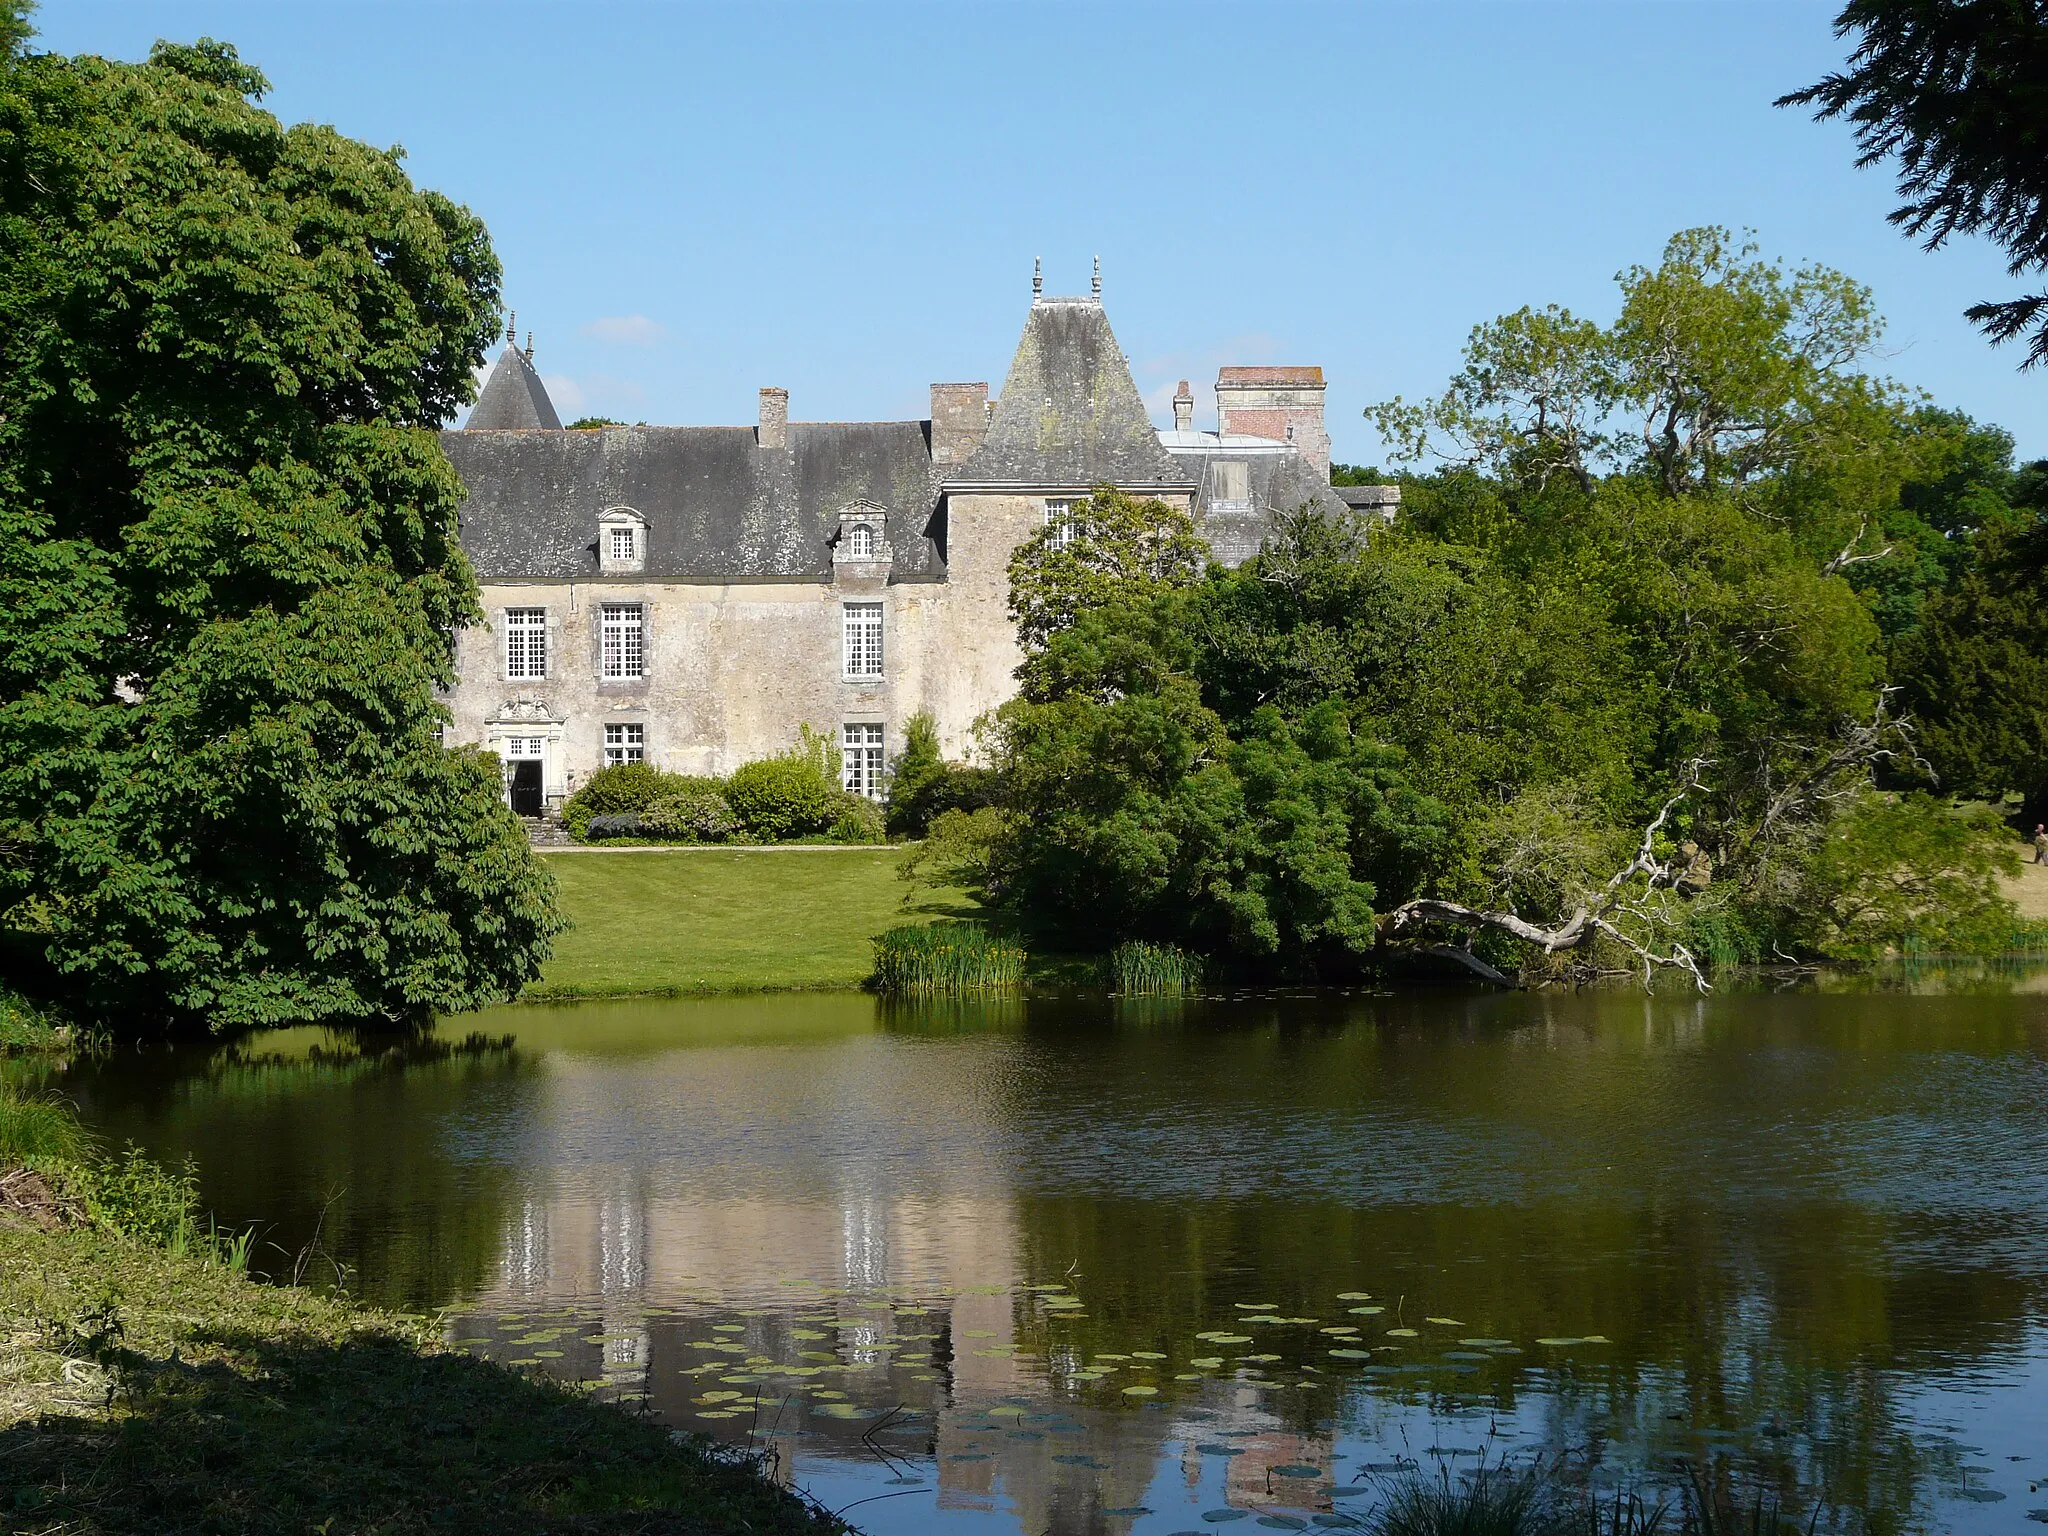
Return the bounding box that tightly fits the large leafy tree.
[980,230,2024,982]
[0,19,561,1028]
[1782,0,2048,367]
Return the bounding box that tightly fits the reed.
[1107,940,1204,995]
[869,922,1025,994]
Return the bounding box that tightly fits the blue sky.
[36,1,2044,463]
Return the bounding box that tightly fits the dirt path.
[2003,857,2048,920]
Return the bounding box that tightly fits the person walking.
[2035,823,2048,865]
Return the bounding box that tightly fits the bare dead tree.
[1380,761,1715,992]
[1820,514,1897,577]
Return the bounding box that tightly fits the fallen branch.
[1379,760,1714,993]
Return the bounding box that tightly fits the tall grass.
[869,922,1025,994]
[0,1091,88,1165]
[1107,940,1204,995]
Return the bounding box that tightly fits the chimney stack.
[757,387,788,450]
[1172,379,1194,433]
[1215,366,1329,480]
[929,382,990,466]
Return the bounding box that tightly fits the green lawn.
[530,848,974,998]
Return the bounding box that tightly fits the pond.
[34,973,2048,1534]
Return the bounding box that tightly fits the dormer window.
[597,506,647,574]
[832,500,892,577]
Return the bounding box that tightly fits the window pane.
[842,603,883,678]
[842,722,885,797]
[609,526,635,560]
[506,608,547,679]
[603,722,644,766]
[601,603,644,679]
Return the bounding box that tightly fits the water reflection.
[50,979,2048,1534]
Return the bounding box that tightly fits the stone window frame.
[597,505,648,574]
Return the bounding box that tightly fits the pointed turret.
[946,279,1186,489]
[465,322,562,430]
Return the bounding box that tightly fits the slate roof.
[1165,441,1350,568]
[465,344,563,431]
[442,423,942,582]
[947,298,1191,489]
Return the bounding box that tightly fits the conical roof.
[465,342,562,430]
[948,297,1188,488]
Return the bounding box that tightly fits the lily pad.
[1424,1317,1464,1326]
[1104,1508,1153,1518]
[1460,1338,1512,1347]
[1386,1328,1419,1338]
[1198,1443,1248,1456]
[1122,1385,1160,1396]
[1313,1515,1362,1528]
[1328,1349,1374,1360]
[1202,1511,1249,1523]
[1234,1302,1280,1310]
[1273,1464,1323,1478]
[1191,1357,1225,1368]
[1535,1337,1584,1347]
[1209,1335,1254,1345]
[1347,1307,1385,1316]
[1132,1351,1169,1360]
[1335,1291,1373,1300]
[1257,1518,1308,1530]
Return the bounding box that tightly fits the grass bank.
[532,846,974,999]
[0,1220,844,1535]
[2,1070,843,1536]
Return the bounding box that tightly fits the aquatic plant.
[1107,940,1204,995]
[869,922,1024,994]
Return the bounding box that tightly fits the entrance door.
[509,759,543,817]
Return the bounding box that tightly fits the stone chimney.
[1215,366,1329,480]
[1172,379,1194,433]
[929,381,989,466]
[757,387,788,450]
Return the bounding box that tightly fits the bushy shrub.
[641,788,740,843]
[726,758,830,840]
[885,713,1000,835]
[82,1143,202,1248]
[584,812,645,840]
[827,791,887,844]
[564,762,668,837]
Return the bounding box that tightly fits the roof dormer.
[597,505,647,573]
[832,500,892,584]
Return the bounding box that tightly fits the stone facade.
[440,285,1364,813]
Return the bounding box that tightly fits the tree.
[1782,0,2048,366]
[1006,485,1209,657]
[1895,505,2048,811]
[0,34,561,1028]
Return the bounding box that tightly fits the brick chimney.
[757,387,789,450]
[1172,379,1194,433]
[1215,366,1329,479]
[929,382,989,466]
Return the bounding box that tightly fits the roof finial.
[525,331,533,361]
[1092,255,1101,299]
[1032,257,1042,299]
[506,310,517,348]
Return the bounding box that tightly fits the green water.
[43,974,2048,1534]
